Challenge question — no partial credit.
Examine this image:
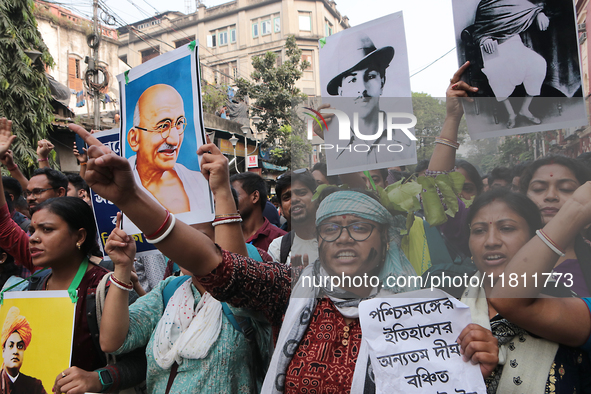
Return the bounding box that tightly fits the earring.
[76,243,81,250]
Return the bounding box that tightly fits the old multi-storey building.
[34,0,128,119]
[117,0,350,97]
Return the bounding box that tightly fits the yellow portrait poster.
[0,291,75,393]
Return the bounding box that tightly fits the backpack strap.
[246,243,264,262]
[280,231,294,265]
[221,302,255,342]
[162,276,192,308]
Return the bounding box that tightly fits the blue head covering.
[315,191,418,291]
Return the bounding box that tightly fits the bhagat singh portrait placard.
[318,12,418,176]
[117,43,214,234]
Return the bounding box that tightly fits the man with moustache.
[324,33,414,168]
[1,307,46,394]
[127,84,209,214]
[268,170,318,266]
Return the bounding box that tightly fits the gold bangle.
[80,163,87,166]
[215,212,240,218]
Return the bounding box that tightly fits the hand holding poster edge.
[456,323,499,378]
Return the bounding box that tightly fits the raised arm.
[70,124,222,276]
[489,182,591,347]
[428,62,478,172]
[0,150,28,191]
[0,119,34,270]
[36,139,54,169]
[100,213,135,353]
[198,138,247,257]
[73,141,88,178]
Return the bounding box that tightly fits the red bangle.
[6,165,17,172]
[37,158,48,162]
[110,274,133,290]
[213,215,241,222]
[146,210,170,239]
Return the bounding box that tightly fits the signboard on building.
[247,155,259,168]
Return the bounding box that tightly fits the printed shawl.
[262,191,418,393]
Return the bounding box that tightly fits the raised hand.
[0,149,15,169]
[447,61,478,120]
[457,323,499,378]
[312,103,334,140]
[36,138,55,160]
[0,118,17,158]
[69,123,137,207]
[105,212,136,270]
[73,142,88,163]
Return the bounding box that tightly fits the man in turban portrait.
[1,307,46,394]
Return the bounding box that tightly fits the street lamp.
[241,125,250,172]
[229,134,240,173]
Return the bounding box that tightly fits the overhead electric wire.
[410,47,456,78]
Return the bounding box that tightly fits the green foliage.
[269,124,311,168]
[312,172,465,233]
[201,83,228,115]
[236,35,310,166]
[465,136,501,174]
[499,136,530,165]
[412,92,467,162]
[0,0,55,176]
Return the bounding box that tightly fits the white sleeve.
[267,236,282,263]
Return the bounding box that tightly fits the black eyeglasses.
[317,222,377,242]
[277,168,309,180]
[135,116,187,139]
[25,187,56,198]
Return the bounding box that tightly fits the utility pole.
[92,0,100,130]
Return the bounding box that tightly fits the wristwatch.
[97,368,114,392]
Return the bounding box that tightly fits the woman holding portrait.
[70,114,498,393]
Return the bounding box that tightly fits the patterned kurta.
[113,275,270,393]
[284,298,362,393]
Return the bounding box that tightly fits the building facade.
[34,0,129,120]
[117,0,350,97]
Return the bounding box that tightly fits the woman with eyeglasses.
[71,120,498,393]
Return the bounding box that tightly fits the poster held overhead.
[318,12,417,176]
[451,0,588,139]
[117,42,214,234]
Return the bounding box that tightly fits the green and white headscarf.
[262,190,418,393]
[315,190,418,293]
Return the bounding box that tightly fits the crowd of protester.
[0,64,590,394]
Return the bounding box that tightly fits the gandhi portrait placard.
[319,12,417,176]
[117,43,214,234]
